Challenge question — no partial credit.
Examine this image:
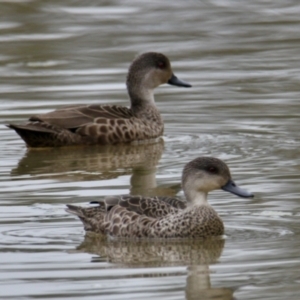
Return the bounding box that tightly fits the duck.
[66,157,254,238]
[7,52,191,148]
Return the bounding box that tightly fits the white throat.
[187,190,208,206]
[129,85,156,108]
[139,86,155,105]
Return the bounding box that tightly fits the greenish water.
[1,1,300,299]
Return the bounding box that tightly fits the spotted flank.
[66,157,254,239]
[8,52,191,147]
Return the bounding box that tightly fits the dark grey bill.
[168,74,192,87]
[222,179,254,198]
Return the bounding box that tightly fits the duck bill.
[222,179,254,198]
[168,74,192,87]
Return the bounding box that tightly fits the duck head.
[182,157,254,206]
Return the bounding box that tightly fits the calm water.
[1,0,300,299]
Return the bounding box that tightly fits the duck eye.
[157,61,165,69]
[207,166,217,173]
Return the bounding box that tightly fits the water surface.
[1,1,300,299]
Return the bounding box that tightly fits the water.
[1,0,300,299]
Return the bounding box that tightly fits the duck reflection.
[10,140,175,195]
[186,265,234,300]
[74,235,233,300]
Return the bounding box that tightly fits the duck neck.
[128,83,156,109]
[129,90,162,124]
[185,190,208,207]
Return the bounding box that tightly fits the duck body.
[8,52,191,148]
[67,197,223,238]
[66,157,253,239]
[9,104,163,147]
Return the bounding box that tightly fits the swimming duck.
[8,52,191,147]
[66,157,253,238]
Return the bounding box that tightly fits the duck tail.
[65,204,86,218]
[7,123,59,147]
[65,204,106,233]
[7,123,83,147]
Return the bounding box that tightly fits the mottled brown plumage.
[66,157,254,239]
[76,235,225,266]
[8,52,191,147]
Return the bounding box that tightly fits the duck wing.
[66,196,187,237]
[91,194,185,218]
[8,104,135,147]
[158,196,187,210]
[30,104,133,129]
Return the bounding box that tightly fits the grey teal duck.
[8,52,191,148]
[66,157,253,238]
